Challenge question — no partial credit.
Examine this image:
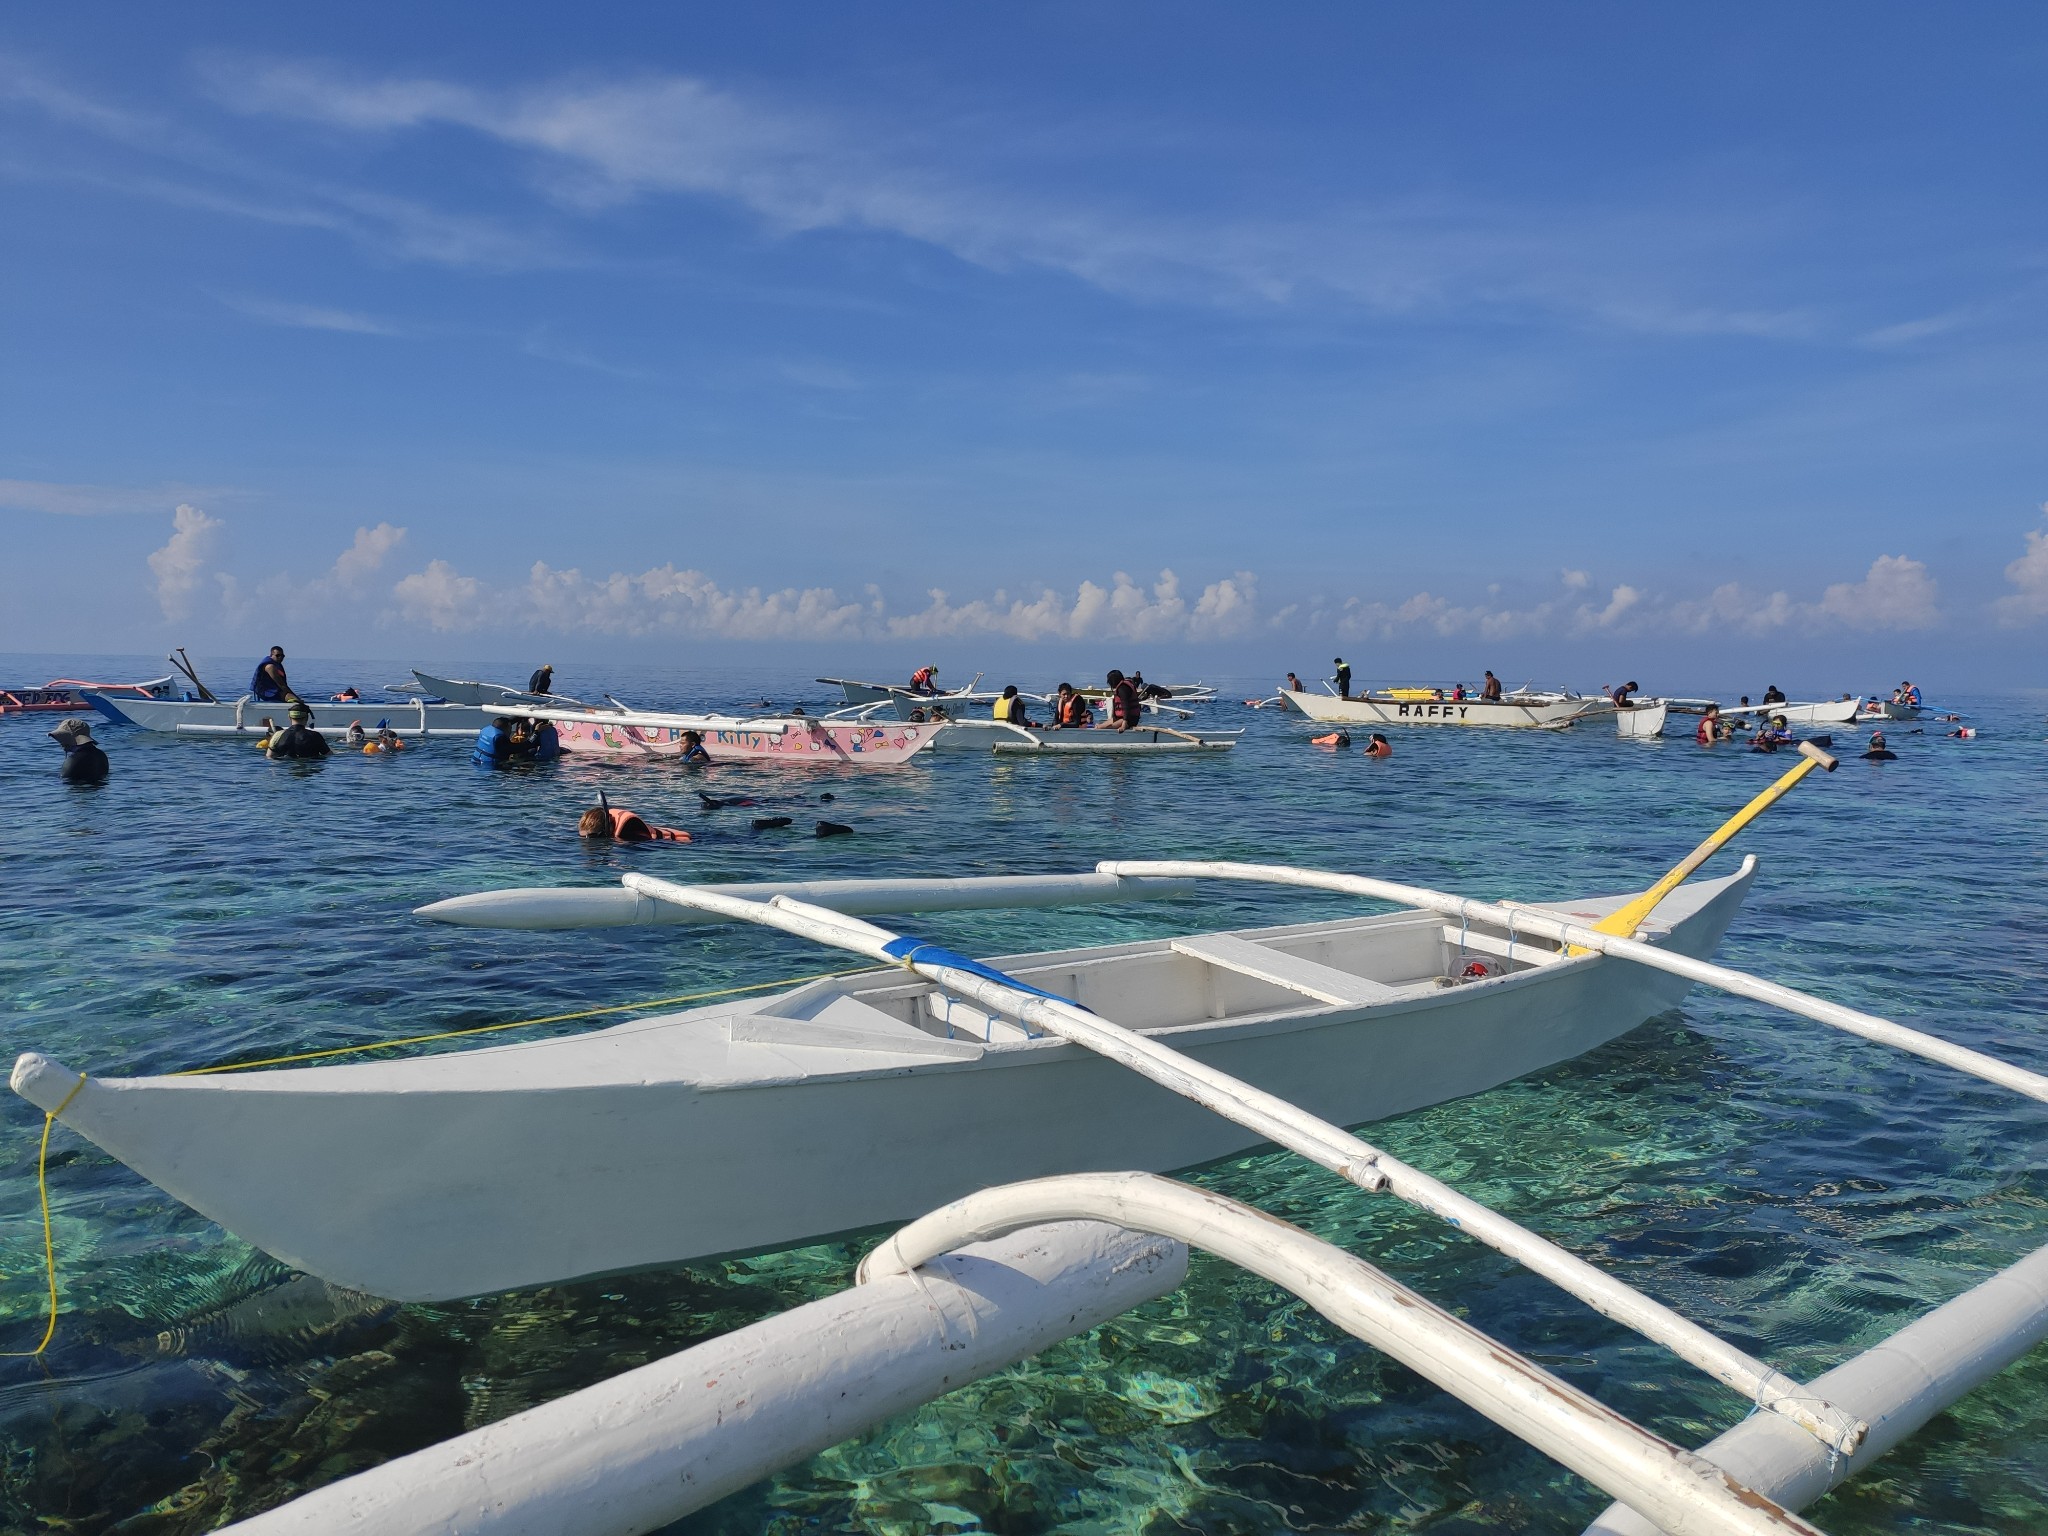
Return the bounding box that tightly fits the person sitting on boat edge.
[1363,733,1393,758]
[1284,671,1304,693]
[267,702,332,760]
[1610,680,1639,708]
[1862,730,1897,761]
[49,717,108,784]
[527,663,554,696]
[908,663,940,696]
[992,685,1035,726]
[1104,669,1142,733]
[1451,682,1467,701]
[1481,670,1503,702]
[678,729,711,763]
[578,794,692,843]
[1332,657,1352,699]
[1761,683,1787,705]
[1901,680,1923,708]
[472,716,516,767]
[1052,683,1091,729]
[251,646,296,704]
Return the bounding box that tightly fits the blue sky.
[3,3,2045,685]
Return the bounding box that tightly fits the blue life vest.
[530,722,562,761]
[251,661,289,702]
[472,724,512,767]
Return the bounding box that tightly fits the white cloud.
[221,294,402,335]
[1664,582,1798,636]
[1815,554,1940,631]
[187,58,1816,335]
[1560,568,1591,591]
[391,559,487,631]
[146,503,223,619]
[377,560,1259,643]
[329,522,407,586]
[1575,583,1642,629]
[1993,505,2048,627]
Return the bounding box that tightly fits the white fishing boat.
[500,701,942,766]
[406,670,591,709]
[928,719,1240,753]
[14,858,1750,1302]
[81,691,495,736]
[1615,700,1669,738]
[818,673,996,717]
[1722,698,1859,726]
[1281,688,1606,729]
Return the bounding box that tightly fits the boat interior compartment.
[754,908,1561,1043]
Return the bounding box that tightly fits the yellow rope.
[2,1074,87,1358]
[3,964,876,1356]
[172,967,874,1076]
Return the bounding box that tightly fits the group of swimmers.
[472,715,564,767]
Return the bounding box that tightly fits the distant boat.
[406,670,592,710]
[504,701,943,765]
[0,676,175,716]
[10,861,1754,1300]
[82,691,495,737]
[1281,689,1605,730]
[928,719,1239,754]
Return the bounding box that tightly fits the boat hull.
[927,721,1238,753]
[1282,691,1604,729]
[13,865,1754,1300]
[83,693,495,735]
[1733,700,1859,726]
[0,677,176,716]
[553,715,938,765]
[1616,702,1669,738]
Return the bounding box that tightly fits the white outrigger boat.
[1719,697,1859,726]
[22,740,2048,1536]
[1282,687,1607,729]
[818,672,996,717]
[12,860,1751,1302]
[81,690,495,737]
[928,718,1240,753]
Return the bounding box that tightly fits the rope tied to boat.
[4,966,875,1358]
[1,1073,87,1360]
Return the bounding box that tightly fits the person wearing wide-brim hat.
[266,700,332,760]
[49,717,109,784]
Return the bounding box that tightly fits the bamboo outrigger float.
[19,742,2048,1535]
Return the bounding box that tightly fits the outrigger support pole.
[1096,858,2048,1108]
[620,872,1869,1460]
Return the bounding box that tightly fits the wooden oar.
[1587,740,1837,942]
[1140,724,1214,746]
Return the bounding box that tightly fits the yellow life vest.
[993,694,1016,721]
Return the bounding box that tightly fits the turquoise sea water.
[2,654,2044,1535]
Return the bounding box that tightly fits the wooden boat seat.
[1168,934,1401,1007]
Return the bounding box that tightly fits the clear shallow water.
[1,655,2044,1534]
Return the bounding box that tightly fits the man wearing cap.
[527,663,554,695]
[49,718,109,784]
[266,702,332,760]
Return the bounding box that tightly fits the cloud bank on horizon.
[2,10,2044,670]
[133,501,2048,650]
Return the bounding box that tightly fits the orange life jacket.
[611,809,691,843]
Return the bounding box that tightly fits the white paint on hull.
[1281,691,1604,729]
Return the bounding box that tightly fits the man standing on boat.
[251,646,297,704]
[1333,657,1352,699]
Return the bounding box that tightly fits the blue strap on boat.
[881,937,1087,1011]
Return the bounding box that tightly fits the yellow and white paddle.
[1578,739,1837,946]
